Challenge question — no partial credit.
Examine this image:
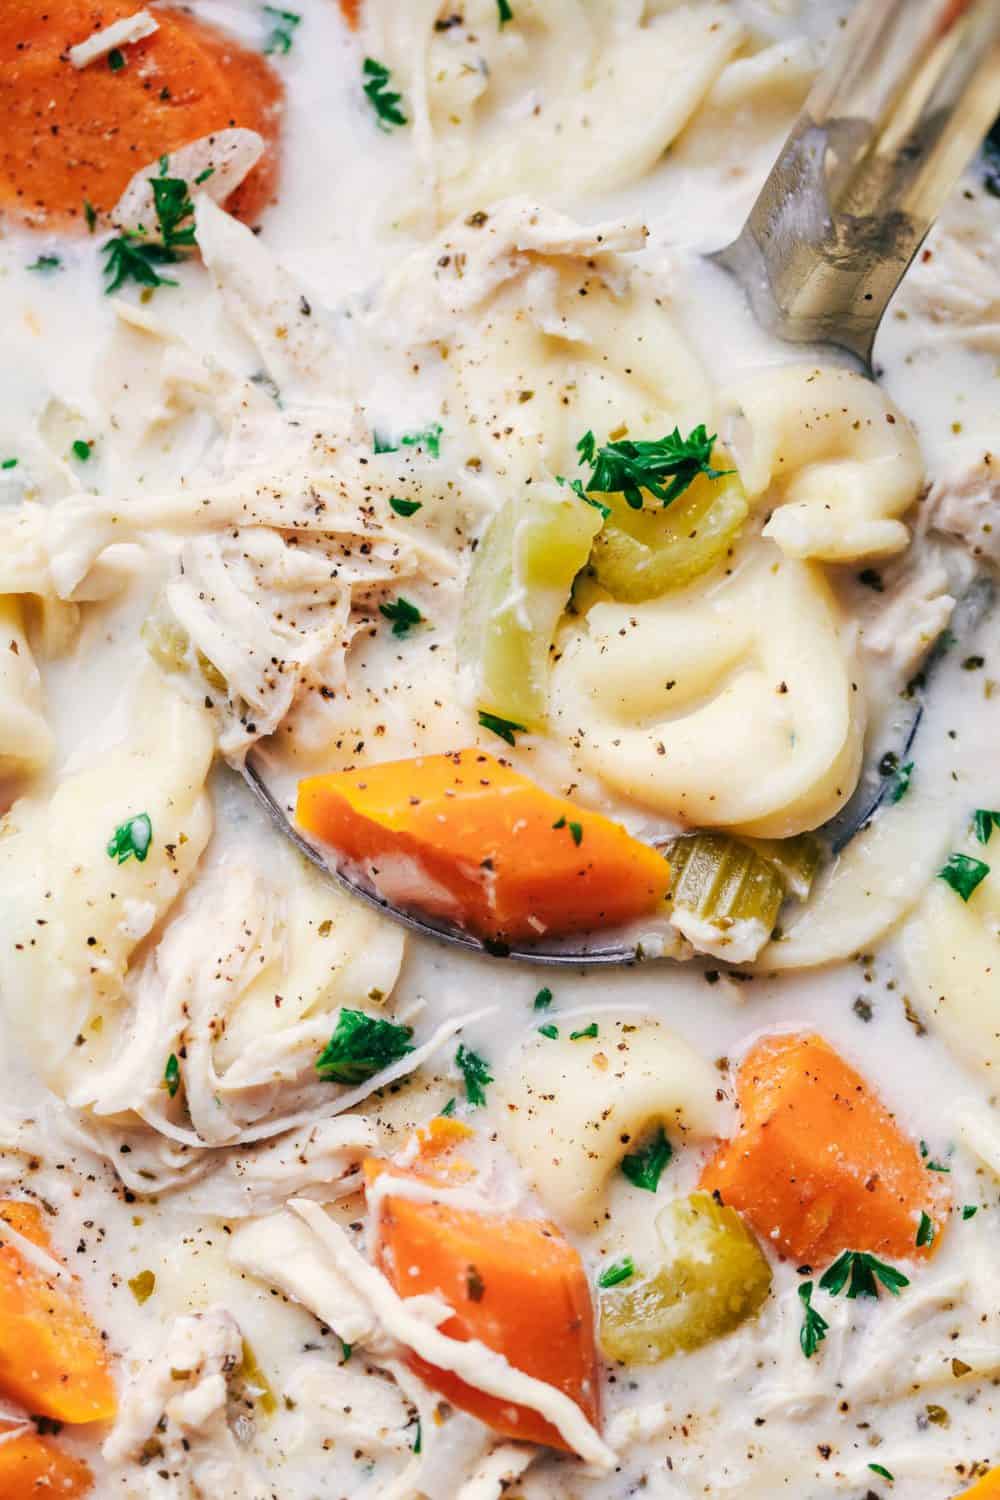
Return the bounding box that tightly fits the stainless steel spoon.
[246,0,1000,965]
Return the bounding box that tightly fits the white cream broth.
[1,1,1000,1497]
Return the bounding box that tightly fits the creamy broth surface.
[2,2,1000,1497]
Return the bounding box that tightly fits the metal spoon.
[246,0,1000,964]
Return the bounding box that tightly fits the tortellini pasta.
[0,596,53,780]
[497,1014,727,1231]
[367,0,743,224]
[550,546,864,838]
[0,673,214,1086]
[721,365,924,563]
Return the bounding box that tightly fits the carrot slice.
[0,1202,116,1424]
[372,1189,601,1449]
[700,1034,949,1264]
[0,1426,93,1498]
[338,0,363,27]
[296,751,670,943]
[0,1,283,231]
[958,1473,1000,1498]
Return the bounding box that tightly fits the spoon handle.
[716,0,1000,365]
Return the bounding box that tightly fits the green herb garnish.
[556,473,612,519]
[27,254,62,273]
[938,852,990,902]
[150,176,197,250]
[552,816,583,846]
[102,232,181,294]
[340,1339,352,1362]
[533,987,553,1010]
[621,1125,672,1193]
[1,458,17,470]
[919,1140,951,1173]
[868,1464,894,1483]
[456,1043,492,1107]
[389,496,423,517]
[108,46,125,70]
[107,811,153,864]
[263,5,301,54]
[598,1256,635,1289]
[477,710,527,746]
[538,1024,559,1039]
[316,1009,414,1084]
[973,809,1000,846]
[889,759,913,803]
[379,596,423,637]
[575,424,731,511]
[818,1250,910,1300]
[84,200,98,233]
[363,57,407,131]
[569,1023,598,1040]
[71,439,92,462]
[497,0,514,23]
[916,1211,935,1248]
[797,1280,829,1359]
[962,1205,978,1220]
[164,1053,180,1098]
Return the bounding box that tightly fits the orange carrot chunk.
[700,1033,949,1265]
[338,0,363,27]
[296,750,670,943]
[0,1427,93,1498]
[0,1202,116,1424]
[958,1472,1000,1499]
[0,1,283,232]
[372,1191,601,1450]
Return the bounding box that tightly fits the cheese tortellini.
[721,365,923,563]
[551,546,864,838]
[497,1014,727,1230]
[0,596,53,780]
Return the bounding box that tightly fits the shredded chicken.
[925,459,1000,564]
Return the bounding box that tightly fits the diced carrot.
[0,1,283,232]
[365,1118,477,1191]
[338,0,363,28]
[296,751,670,943]
[958,1472,1000,1498]
[700,1034,949,1265]
[0,1426,93,1498]
[372,1189,601,1449]
[0,1202,116,1424]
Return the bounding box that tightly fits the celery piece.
[668,832,785,962]
[739,833,822,902]
[589,466,748,603]
[599,1191,772,1364]
[459,490,602,729]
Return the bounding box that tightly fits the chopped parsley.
[71,439,92,462]
[389,496,423,517]
[497,0,514,23]
[574,424,732,510]
[973,808,1000,845]
[363,57,408,131]
[919,1140,951,1173]
[538,1024,559,1039]
[962,1205,979,1220]
[1,458,17,470]
[889,759,914,803]
[411,1419,422,1455]
[379,596,423,637]
[818,1250,909,1300]
[27,254,62,273]
[340,1339,352,1362]
[164,1053,180,1098]
[263,5,301,54]
[533,987,553,1010]
[598,1256,635,1289]
[798,1280,829,1358]
[378,423,443,458]
[570,1023,598,1041]
[102,232,182,294]
[150,175,197,250]
[916,1211,935,1248]
[477,709,527,746]
[556,473,612,519]
[456,1043,492,1107]
[621,1125,672,1193]
[938,852,990,902]
[552,816,583,846]
[868,1464,894,1483]
[315,1009,414,1084]
[108,46,126,70]
[107,811,153,864]
[84,200,98,234]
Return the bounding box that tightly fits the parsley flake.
[84,200,98,234]
[538,1024,559,1039]
[570,1023,598,1040]
[389,496,423,517]
[340,1339,352,1362]
[102,232,181,294]
[497,0,514,23]
[938,852,990,902]
[552,816,584,846]
[150,176,197,249]
[916,1211,935,1248]
[598,1256,635,1289]
[440,1097,457,1117]
[412,1419,422,1455]
[363,57,408,131]
[107,812,153,864]
[818,1250,909,1300]
[477,709,526,746]
[621,1125,672,1193]
[379,596,423,637]
[108,46,125,70]
[164,1054,180,1098]
[798,1280,829,1359]
[71,439,92,462]
[868,1463,894,1482]
[962,1205,978,1220]
[263,5,301,54]
[1,458,17,470]
[533,987,553,1010]
[316,1010,414,1084]
[456,1043,492,1107]
[889,759,913,803]
[575,424,732,510]
[974,809,1000,846]
[27,254,62,273]
[556,473,612,519]
[919,1140,951,1173]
